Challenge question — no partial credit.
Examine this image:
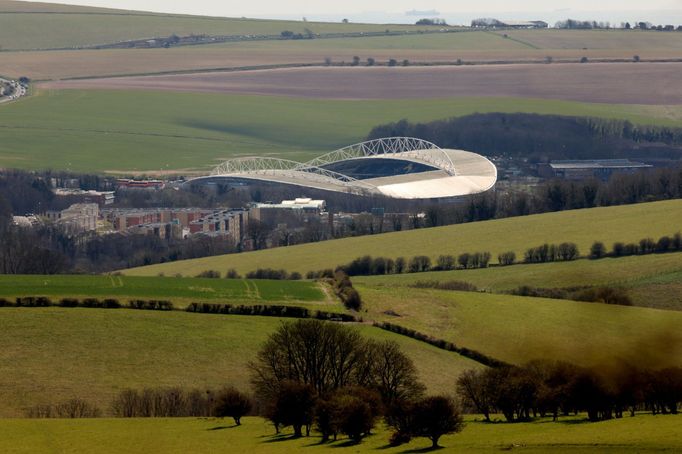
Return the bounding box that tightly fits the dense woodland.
[368,113,682,163]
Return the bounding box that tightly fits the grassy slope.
[358,285,682,369]
[0,1,441,50]
[3,414,682,453]
[0,275,325,305]
[126,200,682,276]
[0,308,480,417]
[1,90,681,173]
[355,253,682,310]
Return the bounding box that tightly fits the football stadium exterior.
[190,137,497,200]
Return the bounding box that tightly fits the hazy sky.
[30,1,682,23]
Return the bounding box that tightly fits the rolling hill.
[125,200,682,276]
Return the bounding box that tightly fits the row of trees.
[590,232,682,259]
[457,361,682,423]
[251,320,463,447]
[334,252,492,277]
[523,243,579,264]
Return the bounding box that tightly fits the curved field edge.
[124,200,682,276]
[2,415,682,453]
[355,253,682,310]
[359,285,682,370]
[0,308,480,417]
[2,90,682,173]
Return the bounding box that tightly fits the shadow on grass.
[206,424,239,431]
[261,434,302,443]
[556,418,592,425]
[400,446,445,454]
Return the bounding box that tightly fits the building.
[129,221,184,240]
[187,137,497,201]
[472,18,548,28]
[538,159,653,180]
[53,188,115,207]
[189,209,249,245]
[250,198,326,228]
[103,208,212,231]
[45,203,99,232]
[116,179,165,190]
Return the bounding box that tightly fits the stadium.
[189,137,497,200]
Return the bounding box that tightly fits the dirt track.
[42,63,682,105]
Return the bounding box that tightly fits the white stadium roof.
[189,138,497,200]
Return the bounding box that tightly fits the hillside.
[125,200,682,276]
[1,90,681,173]
[0,308,480,417]
[359,285,682,369]
[355,252,682,310]
[0,0,441,50]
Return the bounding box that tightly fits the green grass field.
[355,252,682,310]
[0,1,443,50]
[0,275,325,305]
[2,414,681,453]
[2,89,680,173]
[126,200,682,276]
[0,308,480,417]
[358,285,682,370]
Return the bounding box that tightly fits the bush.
[15,296,52,307]
[436,255,456,271]
[498,251,516,266]
[245,268,289,280]
[214,387,253,425]
[408,256,431,273]
[128,300,173,311]
[225,268,241,279]
[58,298,79,307]
[26,398,101,418]
[289,271,302,280]
[411,280,478,292]
[196,270,221,278]
[590,242,607,259]
[0,298,14,307]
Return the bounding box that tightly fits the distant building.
[116,179,165,190]
[250,198,326,228]
[471,18,548,28]
[189,209,249,245]
[538,159,653,180]
[53,188,115,207]
[103,208,212,231]
[45,203,99,232]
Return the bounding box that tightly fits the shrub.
[213,387,253,425]
[612,242,625,257]
[225,268,241,279]
[436,255,456,271]
[196,270,221,279]
[411,280,478,292]
[498,251,516,266]
[245,268,289,280]
[590,242,607,259]
[289,271,302,280]
[408,256,431,273]
[58,298,79,307]
[0,298,14,307]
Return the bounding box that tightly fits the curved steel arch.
[210,157,376,190]
[303,137,457,176]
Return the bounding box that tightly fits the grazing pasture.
[0,0,441,51]
[359,285,682,369]
[0,309,479,417]
[2,90,681,173]
[0,275,324,305]
[42,62,682,104]
[355,253,682,311]
[125,200,682,277]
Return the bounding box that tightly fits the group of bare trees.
[251,319,463,447]
[457,361,682,423]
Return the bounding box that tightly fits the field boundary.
[35,57,682,83]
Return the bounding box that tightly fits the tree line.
[368,113,682,163]
[457,361,682,423]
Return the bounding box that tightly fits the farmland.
[2,414,682,453]
[3,28,682,80]
[355,253,682,310]
[125,200,682,276]
[42,62,682,105]
[0,0,442,51]
[0,308,479,417]
[0,275,325,305]
[2,90,682,173]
